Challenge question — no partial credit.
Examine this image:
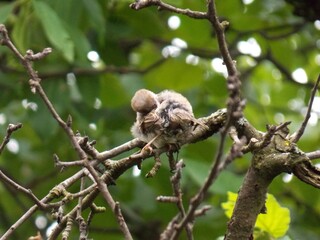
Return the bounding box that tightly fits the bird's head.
[131,89,159,114]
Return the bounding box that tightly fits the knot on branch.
[220,20,230,29]
[28,79,41,94]
[25,48,52,61]
[49,185,68,199]
[7,123,23,132]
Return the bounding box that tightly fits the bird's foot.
[167,143,180,152]
[145,153,161,178]
[141,144,154,156]
[166,149,179,173]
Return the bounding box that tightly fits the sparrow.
[131,89,197,150]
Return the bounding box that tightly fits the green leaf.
[256,194,290,238]
[119,7,166,38]
[82,0,105,40]
[221,191,237,218]
[11,2,34,52]
[64,24,91,64]
[46,0,84,26]
[32,0,74,62]
[0,2,15,23]
[222,192,290,238]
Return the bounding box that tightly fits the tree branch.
[290,74,320,143]
[158,160,193,240]
[0,24,132,240]
[0,170,46,209]
[225,119,319,239]
[130,0,207,19]
[0,123,22,154]
[128,1,244,238]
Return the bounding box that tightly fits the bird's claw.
[145,154,161,178]
[141,144,154,156]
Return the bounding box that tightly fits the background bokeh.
[0,0,320,239]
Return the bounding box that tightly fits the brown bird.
[131,89,197,150]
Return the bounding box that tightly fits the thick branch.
[225,166,271,239]
[226,120,318,239]
[292,160,320,188]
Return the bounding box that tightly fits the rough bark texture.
[225,125,310,239]
[225,166,271,240]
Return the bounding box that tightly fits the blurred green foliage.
[0,0,320,239]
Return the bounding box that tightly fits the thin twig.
[290,74,320,143]
[266,53,315,88]
[1,23,134,239]
[159,160,193,240]
[130,0,207,19]
[163,1,243,238]
[170,130,229,240]
[253,121,291,150]
[128,1,242,239]
[0,170,46,209]
[306,150,320,160]
[0,123,22,154]
[0,24,86,160]
[83,160,133,240]
[77,176,86,225]
[207,1,237,76]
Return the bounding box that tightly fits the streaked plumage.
[131,89,196,148]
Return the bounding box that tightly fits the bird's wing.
[140,111,162,132]
[170,108,209,131]
[169,108,195,129]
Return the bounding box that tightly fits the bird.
[130,89,198,150]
